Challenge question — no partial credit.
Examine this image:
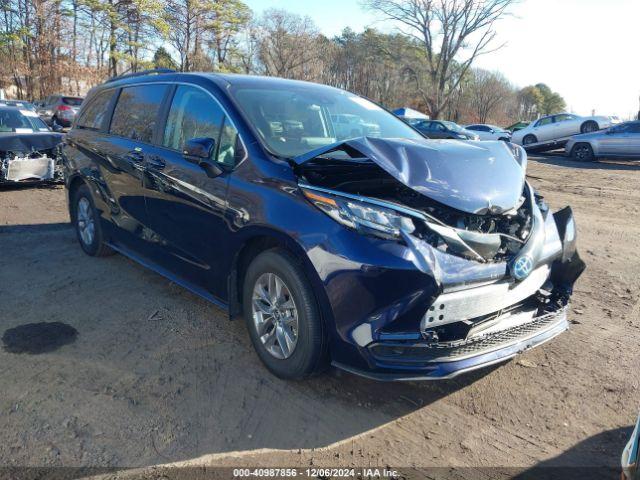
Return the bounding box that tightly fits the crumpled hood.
[295,137,526,215]
[0,132,63,153]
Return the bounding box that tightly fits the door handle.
[125,148,145,165]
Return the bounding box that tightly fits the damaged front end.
[0,133,64,184]
[296,137,585,380]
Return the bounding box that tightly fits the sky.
[244,0,640,119]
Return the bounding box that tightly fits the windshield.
[230,85,423,158]
[0,101,36,111]
[0,109,50,133]
[441,121,464,132]
[62,97,83,106]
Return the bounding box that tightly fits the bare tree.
[469,69,511,122]
[257,9,321,80]
[364,0,515,118]
[234,20,260,73]
[162,0,252,72]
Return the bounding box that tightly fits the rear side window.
[77,90,114,130]
[535,117,552,127]
[553,114,573,123]
[163,85,224,153]
[110,84,168,143]
[62,97,83,106]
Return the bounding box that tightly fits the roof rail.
[105,68,176,84]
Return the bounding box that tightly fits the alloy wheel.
[574,144,592,161]
[77,197,95,246]
[251,272,299,360]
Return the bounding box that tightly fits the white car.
[464,124,512,141]
[512,113,613,146]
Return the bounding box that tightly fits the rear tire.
[571,143,595,162]
[72,184,114,257]
[242,249,328,380]
[580,121,598,133]
[523,134,537,146]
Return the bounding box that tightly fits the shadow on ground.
[0,181,63,192]
[511,426,632,480]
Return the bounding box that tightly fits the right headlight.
[301,187,415,240]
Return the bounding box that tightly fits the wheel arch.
[67,174,88,219]
[570,141,595,161]
[227,227,333,328]
[581,120,599,131]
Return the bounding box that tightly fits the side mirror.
[606,129,615,135]
[182,137,223,178]
[51,123,64,132]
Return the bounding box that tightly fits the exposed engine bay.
[0,150,63,183]
[298,155,534,262]
[0,132,64,184]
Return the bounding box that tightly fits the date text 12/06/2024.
[232,468,399,478]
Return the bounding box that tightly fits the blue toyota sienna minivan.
[63,70,585,381]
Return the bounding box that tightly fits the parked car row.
[402,116,512,143]
[395,108,639,162]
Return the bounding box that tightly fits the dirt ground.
[0,156,639,478]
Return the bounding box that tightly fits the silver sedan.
[565,121,640,161]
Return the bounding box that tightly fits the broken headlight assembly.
[301,187,415,240]
[300,183,538,264]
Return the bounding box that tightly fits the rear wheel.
[571,143,595,162]
[242,249,327,380]
[580,121,598,133]
[523,134,537,146]
[73,184,114,256]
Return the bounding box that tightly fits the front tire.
[72,184,114,257]
[523,134,537,146]
[580,121,598,133]
[242,249,327,380]
[571,143,595,162]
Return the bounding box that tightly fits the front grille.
[370,307,567,364]
[421,264,550,328]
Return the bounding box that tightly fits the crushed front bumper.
[333,305,569,381]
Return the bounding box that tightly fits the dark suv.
[63,71,584,381]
